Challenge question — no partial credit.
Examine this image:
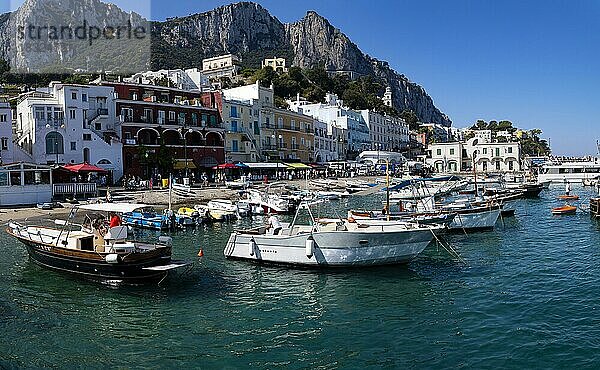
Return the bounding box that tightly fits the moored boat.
[551,205,577,215]
[6,203,190,283]
[122,205,172,230]
[224,214,442,267]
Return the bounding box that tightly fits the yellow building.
[263,108,315,162]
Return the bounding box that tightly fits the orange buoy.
[197,249,204,257]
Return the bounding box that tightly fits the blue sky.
[5,0,599,155]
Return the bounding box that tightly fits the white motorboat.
[206,200,238,221]
[224,214,442,267]
[245,189,290,214]
[236,201,252,217]
[442,202,501,231]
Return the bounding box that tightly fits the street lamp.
[179,126,193,178]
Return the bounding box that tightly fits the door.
[83,148,90,163]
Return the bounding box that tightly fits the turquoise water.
[2,185,600,368]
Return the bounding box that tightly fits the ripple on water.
[2,185,600,368]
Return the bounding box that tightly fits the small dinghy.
[558,195,579,200]
[551,205,577,215]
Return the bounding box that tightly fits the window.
[508,161,514,171]
[508,147,513,154]
[495,148,500,157]
[231,120,238,132]
[450,148,455,155]
[232,140,239,152]
[83,133,92,141]
[69,109,76,120]
[291,120,296,130]
[209,115,217,127]
[71,92,77,100]
[436,149,442,156]
[483,148,487,154]
[70,142,77,151]
[278,117,283,128]
[1,138,7,150]
[82,93,87,102]
[158,110,165,124]
[169,111,176,122]
[0,114,6,122]
[35,107,45,121]
[495,161,501,170]
[45,132,64,154]
[231,106,238,118]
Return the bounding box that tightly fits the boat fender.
[305,237,314,258]
[105,253,121,264]
[249,238,255,256]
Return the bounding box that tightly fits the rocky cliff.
[0,0,451,125]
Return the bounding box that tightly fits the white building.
[125,68,209,91]
[0,97,14,164]
[360,110,409,152]
[202,54,241,81]
[262,57,288,73]
[426,137,521,173]
[288,93,369,159]
[313,119,337,163]
[15,83,123,181]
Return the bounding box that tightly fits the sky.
[5,0,599,155]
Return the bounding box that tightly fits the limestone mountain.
[0,0,451,125]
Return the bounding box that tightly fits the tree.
[252,66,276,87]
[0,58,9,82]
[399,109,419,130]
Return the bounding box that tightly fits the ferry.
[537,160,600,183]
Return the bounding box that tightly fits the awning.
[244,162,287,169]
[285,163,311,169]
[61,163,107,173]
[213,163,239,170]
[173,159,197,170]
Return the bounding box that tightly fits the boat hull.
[8,229,173,283]
[224,228,435,267]
[448,207,501,231]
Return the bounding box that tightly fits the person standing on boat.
[565,182,571,196]
[109,213,121,228]
[268,215,282,235]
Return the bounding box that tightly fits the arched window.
[46,132,64,154]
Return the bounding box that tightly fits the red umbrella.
[62,163,108,173]
[212,163,239,170]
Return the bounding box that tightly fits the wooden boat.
[558,195,579,200]
[551,205,577,215]
[176,207,201,226]
[6,203,190,284]
[122,205,171,230]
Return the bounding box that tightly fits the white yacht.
[538,160,600,183]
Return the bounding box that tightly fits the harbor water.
[2,185,600,368]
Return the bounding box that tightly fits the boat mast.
[168,173,173,211]
[386,159,390,221]
[473,151,478,198]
